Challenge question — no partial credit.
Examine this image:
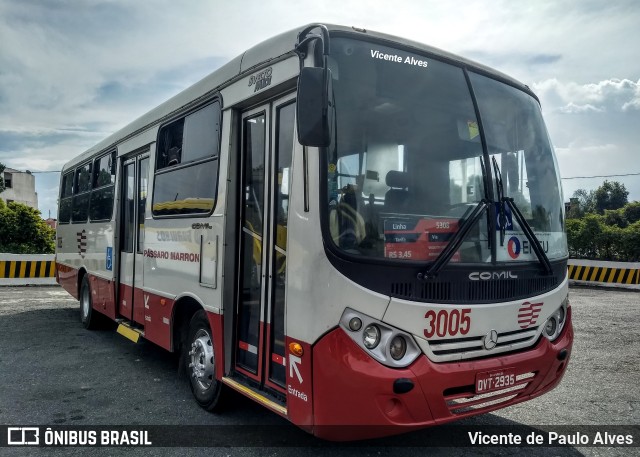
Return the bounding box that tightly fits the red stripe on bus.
[271,353,285,366]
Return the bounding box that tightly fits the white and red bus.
[56,24,573,440]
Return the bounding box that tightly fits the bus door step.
[116,321,145,343]
[221,376,287,416]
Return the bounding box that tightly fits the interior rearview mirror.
[296,67,333,147]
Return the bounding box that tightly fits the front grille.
[390,276,559,303]
[427,327,539,362]
[445,372,536,414]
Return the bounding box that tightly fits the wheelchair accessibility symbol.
[106,247,113,271]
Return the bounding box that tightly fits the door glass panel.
[269,101,295,386]
[122,163,135,253]
[137,158,149,253]
[237,231,262,372]
[243,114,266,236]
[237,113,267,374]
[274,103,294,250]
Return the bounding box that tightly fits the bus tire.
[184,310,224,411]
[79,275,98,330]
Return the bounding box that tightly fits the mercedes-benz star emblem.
[483,330,498,350]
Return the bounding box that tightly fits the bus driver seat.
[384,170,410,214]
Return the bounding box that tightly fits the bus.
[56,23,573,440]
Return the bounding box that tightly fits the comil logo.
[8,427,40,445]
[507,236,521,259]
[469,271,518,281]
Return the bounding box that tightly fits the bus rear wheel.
[184,310,223,411]
[79,275,98,330]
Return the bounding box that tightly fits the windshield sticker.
[468,121,479,139]
[370,49,428,68]
[495,202,514,231]
[497,231,565,261]
[384,217,459,261]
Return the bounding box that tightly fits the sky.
[1,0,639,218]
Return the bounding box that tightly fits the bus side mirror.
[296,67,333,147]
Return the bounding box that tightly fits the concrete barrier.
[568,259,640,290]
[0,253,637,290]
[0,254,56,286]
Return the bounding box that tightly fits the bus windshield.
[325,37,567,264]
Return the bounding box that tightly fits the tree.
[623,201,640,224]
[0,162,5,194]
[567,188,596,218]
[624,221,640,261]
[0,200,55,254]
[594,180,629,214]
[603,208,628,228]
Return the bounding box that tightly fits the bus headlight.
[363,325,381,349]
[389,335,407,360]
[340,308,421,368]
[543,295,569,342]
[544,316,557,337]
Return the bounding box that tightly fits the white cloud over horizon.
[0,0,639,218]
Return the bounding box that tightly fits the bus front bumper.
[310,307,573,441]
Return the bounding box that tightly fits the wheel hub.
[189,330,215,390]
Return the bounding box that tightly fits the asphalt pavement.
[0,285,637,456]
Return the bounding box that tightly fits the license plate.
[475,368,517,394]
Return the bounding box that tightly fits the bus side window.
[89,151,116,222]
[152,101,221,217]
[59,171,74,223]
[157,120,184,170]
[72,162,92,222]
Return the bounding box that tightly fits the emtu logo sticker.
[507,236,521,259]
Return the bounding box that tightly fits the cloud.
[534,78,640,114]
[554,141,640,203]
[1,0,640,219]
[558,103,604,114]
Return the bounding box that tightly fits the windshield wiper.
[503,197,553,275]
[492,158,553,275]
[491,157,507,247]
[421,155,553,280]
[422,199,489,279]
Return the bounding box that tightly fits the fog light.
[348,317,362,332]
[363,325,381,349]
[545,317,557,337]
[389,335,407,360]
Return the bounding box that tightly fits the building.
[45,218,57,230]
[1,168,38,210]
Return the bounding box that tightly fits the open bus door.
[118,153,149,326]
[234,94,296,398]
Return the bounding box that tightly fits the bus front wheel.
[184,310,223,411]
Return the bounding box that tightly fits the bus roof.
[62,23,532,172]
